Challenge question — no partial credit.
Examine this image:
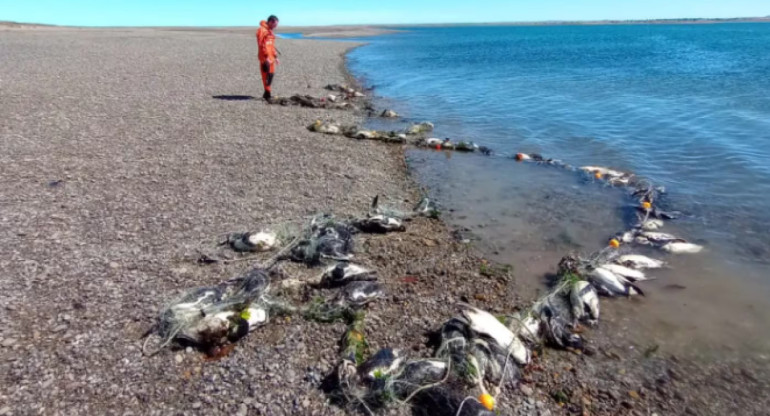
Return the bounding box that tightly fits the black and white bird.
[320,262,377,288]
[226,231,278,252]
[339,281,384,307]
[587,266,644,297]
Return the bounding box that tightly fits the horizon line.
[3,15,770,29]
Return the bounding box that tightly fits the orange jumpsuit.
[257,20,277,95]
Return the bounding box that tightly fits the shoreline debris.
[142,103,713,413]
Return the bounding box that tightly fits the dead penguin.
[615,254,666,269]
[460,305,531,365]
[569,280,600,323]
[226,231,277,252]
[587,267,644,297]
[353,215,406,233]
[339,281,384,307]
[357,348,405,382]
[320,263,377,288]
[407,122,435,135]
[662,241,703,254]
[599,263,650,282]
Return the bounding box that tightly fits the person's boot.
[263,91,272,101]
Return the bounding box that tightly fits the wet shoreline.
[345,27,770,356]
[342,35,770,411]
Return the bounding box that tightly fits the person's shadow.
[212,95,255,101]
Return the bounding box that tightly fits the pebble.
[175,354,183,364]
[1,338,17,348]
[520,384,534,396]
[192,402,202,409]
[0,407,10,416]
[236,403,248,416]
[109,262,120,269]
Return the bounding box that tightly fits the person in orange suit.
[257,15,279,100]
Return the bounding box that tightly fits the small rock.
[236,404,248,416]
[185,347,193,354]
[0,406,10,416]
[668,368,683,381]
[1,339,17,348]
[175,354,183,364]
[520,384,534,396]
[628,390,640,400]
[52,325,68,333]
[192,402,202,409]
[740,368,758,382]
[302,398,310,408]
[109,262,120,269]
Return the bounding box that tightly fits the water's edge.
[342,35,770,358]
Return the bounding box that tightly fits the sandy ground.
[1,27,769,416]
[0,28,408,415]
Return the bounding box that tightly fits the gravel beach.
[1,27,768,416]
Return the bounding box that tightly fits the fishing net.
[143,268,271,355]
[290,216,355,265]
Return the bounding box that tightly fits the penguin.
[532,292,584,350]
[320,263,377,288]
[569,280,600,323]
[615,254,666,269]
[662,241,703,254]
[598,264,650,282]
[227,231,277,253]
[339,281,384,307]
[413,196,437,216]
[357,348,404,382]
[587,267,644,296]
[353,215,406,233]
[460,305,530,365]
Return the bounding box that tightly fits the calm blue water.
[348,24,770,272]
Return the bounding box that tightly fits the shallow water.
[349,23,770,355]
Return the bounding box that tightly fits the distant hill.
[0,21,57,29]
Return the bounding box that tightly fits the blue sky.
[1,0,768,27]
